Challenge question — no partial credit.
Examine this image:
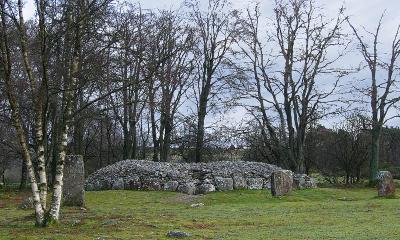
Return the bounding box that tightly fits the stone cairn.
[377,171,396,197]
[63,155,85,206]
[86,160,317,195]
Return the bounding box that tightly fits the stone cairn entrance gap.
[63,155,85,206]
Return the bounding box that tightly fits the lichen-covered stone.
[126,175,141,190]
[177,182,197,195]
[247,178,264,190]
[197,184,216,194]
[377,171,396,197]
[164,181,179,191]
[214,177,233,191]
[293,174,317,189]
[63,155,85,206]
[271,170,293,196]
[112,178,125,190]
[166,231,191,238]
[232,175,247,189]
[142,178,162,191]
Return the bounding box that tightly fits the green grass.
[0,188,399,239]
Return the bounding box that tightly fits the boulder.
[126,175,141,190]
[177,182,197,195]
[377,171,396,197]
[196,183,216,194]
[247,178,264,190]
[293,174,317,189]
[214,177,233,191]
[142,178,162,191]
[166,231,191,238]
[63,155,85,206]
[271,170,293,196]
[263,178,271,189]
[232,175,247,189]
[164,181,179,191]
[112,178,125,190]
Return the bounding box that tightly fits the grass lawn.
[0,187,399,239]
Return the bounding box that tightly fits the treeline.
[1,0,400,225]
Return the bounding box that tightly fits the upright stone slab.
[377,171,396,197]
[271,170,293,196]
[63,155,85,206]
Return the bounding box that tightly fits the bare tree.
[186,0,237,162]
[235,0,346,172]
[348,14,400,182]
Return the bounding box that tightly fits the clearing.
[0,188,399,239]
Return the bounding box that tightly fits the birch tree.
[0,0,111,226]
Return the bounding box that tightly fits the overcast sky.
[22,0,400,127]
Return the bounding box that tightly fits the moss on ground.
[0,187,399,239]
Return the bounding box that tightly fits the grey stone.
[214,177,233,191]
[166,231,191,238]
[142,178,162,191]
[271,170,293,196]
[190,203,204,208]
[293,174,317,190]
[263,178,271,189]
[126,175,141,190]
[196,183,216,194]
[102,219,118,226]
[164,181,179,191]
[232,175,247,189]
[377,171,396,197]
[63,155,85,206]
[247,178,264,190]
[112,178,125,190]
[177,182,196,195]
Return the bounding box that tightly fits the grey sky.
[22,0,400,127]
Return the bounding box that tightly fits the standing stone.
[63,155,85,206]
[271,170,293,196]
[377,171,396,197]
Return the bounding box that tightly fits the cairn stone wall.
[86,160,283,194]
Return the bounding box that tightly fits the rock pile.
[85,160,317,195]
[86,160,282,194]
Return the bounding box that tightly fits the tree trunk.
[19,158,27,189]
[195,101,207,163]
[370,128,380,182]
